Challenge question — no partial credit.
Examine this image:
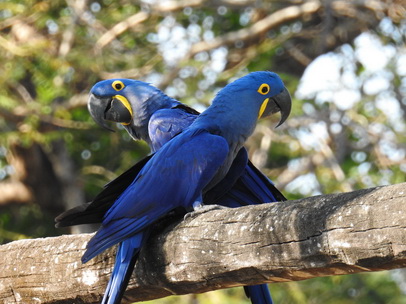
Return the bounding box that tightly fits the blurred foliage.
[0,0,405,303]
[0,204,58,242]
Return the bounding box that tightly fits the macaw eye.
[257,83,270,95]
[112,80,125,91]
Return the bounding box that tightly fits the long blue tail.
[244,284,273,304]
[101,233,144,304]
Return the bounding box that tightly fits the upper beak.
[261,87,292,128]
[88,94,133,131]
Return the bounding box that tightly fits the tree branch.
[1,182,406,304]
[189,1,322,56]
[95,12,149,49]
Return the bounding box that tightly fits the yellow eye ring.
[257,83,270,95]
[112,80,125,91]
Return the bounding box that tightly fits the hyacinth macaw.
[56,72,291,304]
[56,79,286,225]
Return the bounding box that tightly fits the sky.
[289,22,406,195]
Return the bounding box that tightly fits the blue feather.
[148,107,198,152]
[83,128,229,264]
[245,285,274,304]
[100,232,147,304]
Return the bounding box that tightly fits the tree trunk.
[0,182,405,304]
[2,140,89,234]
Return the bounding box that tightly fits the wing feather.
[148,108,197,152]
[83,128,229,262]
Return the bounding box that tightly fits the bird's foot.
[184,204,228,220]
[194,204,227,212]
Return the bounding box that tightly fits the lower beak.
[260,87,292,128]
[88,94,133,131]
[104,95,133,125]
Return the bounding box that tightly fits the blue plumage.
[100,233,145,304]
[88,78,197,151]
[56,72,291,304]
[82,128,229,262]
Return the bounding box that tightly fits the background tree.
[0,0,405,303]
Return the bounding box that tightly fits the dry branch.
[189,1,322,55]
[1,182,406,304]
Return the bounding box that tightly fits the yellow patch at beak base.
[258,98,269,119]
[113,95,133,125]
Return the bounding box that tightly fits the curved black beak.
[263,87,292,128]
[88,94,133,131]
[88,94,114,131]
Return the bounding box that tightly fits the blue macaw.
[56,72,291,304]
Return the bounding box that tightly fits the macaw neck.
[194,101,258,148]
[193,101,257,192]
[125,92,180,145]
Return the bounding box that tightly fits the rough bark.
[1,182,405,304]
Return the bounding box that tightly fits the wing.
[54,155,153,227]
[221,160,286,206]
[148,107,198,152]
[241,160,286,202]
[57,106,198,227]
[203,147,286,207]
[82,128,229,262]
[203,147,248,205]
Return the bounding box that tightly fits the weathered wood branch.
[1,182,405,304]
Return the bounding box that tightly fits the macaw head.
[88,79,179,140]
[212,71,292,128]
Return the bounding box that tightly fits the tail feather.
[100,233,145,304]
[55,155,153,228]
[244,284,273,304]
[55,202,106,227]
